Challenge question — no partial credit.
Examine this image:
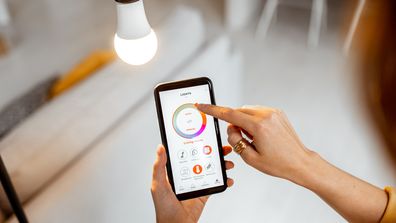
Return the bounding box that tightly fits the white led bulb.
[114,0,158,65]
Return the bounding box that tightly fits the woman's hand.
[196,104,389,223]
[151,145,234,223]
[196,104,314,183]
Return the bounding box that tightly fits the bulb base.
[114,0,139,3]
[116,0,151,39]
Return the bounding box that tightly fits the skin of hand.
[196,104,312,181]
[151,145,235,223]
[196,104,388,223]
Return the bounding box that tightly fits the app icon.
[180,166,190,177]
[203,145,212,155]
[205,162,215,173]
[177,149,188,160]
[193,164,203,174]
[191,148,199,157]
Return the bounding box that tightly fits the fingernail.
[157,145,163,154]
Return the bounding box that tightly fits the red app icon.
[193,164,203,174]
[203,145,212,155]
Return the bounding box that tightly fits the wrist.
[288,149,325,190]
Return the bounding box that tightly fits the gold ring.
[233,139,247,155]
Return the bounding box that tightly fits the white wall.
[225,0,262,31]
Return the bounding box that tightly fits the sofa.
[0,6,242,223]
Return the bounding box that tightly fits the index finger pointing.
[196,104,257,133]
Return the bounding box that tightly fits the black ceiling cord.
[0,156,28,223]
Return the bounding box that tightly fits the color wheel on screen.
[172,103,207,139]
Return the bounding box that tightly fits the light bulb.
[114,0,158,65]
[114,29,158,65]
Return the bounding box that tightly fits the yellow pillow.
[49,50,116,99]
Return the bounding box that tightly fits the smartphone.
[154,77,227,200]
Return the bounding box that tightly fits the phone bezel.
[154,77,227,200]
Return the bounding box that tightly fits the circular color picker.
[172,103,207,139]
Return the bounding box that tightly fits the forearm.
[292,151,388,223]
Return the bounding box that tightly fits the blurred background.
[0,0,395,222]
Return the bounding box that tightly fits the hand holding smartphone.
[154,77,227,200]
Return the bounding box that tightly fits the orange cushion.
[49,50,116,99]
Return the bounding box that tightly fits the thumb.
[152,145,168,185]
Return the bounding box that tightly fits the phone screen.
[159,84,225,195]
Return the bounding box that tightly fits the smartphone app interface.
[160,84,224,195]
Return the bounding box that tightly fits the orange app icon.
[203,145,212,155]
[193,164,203,174]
